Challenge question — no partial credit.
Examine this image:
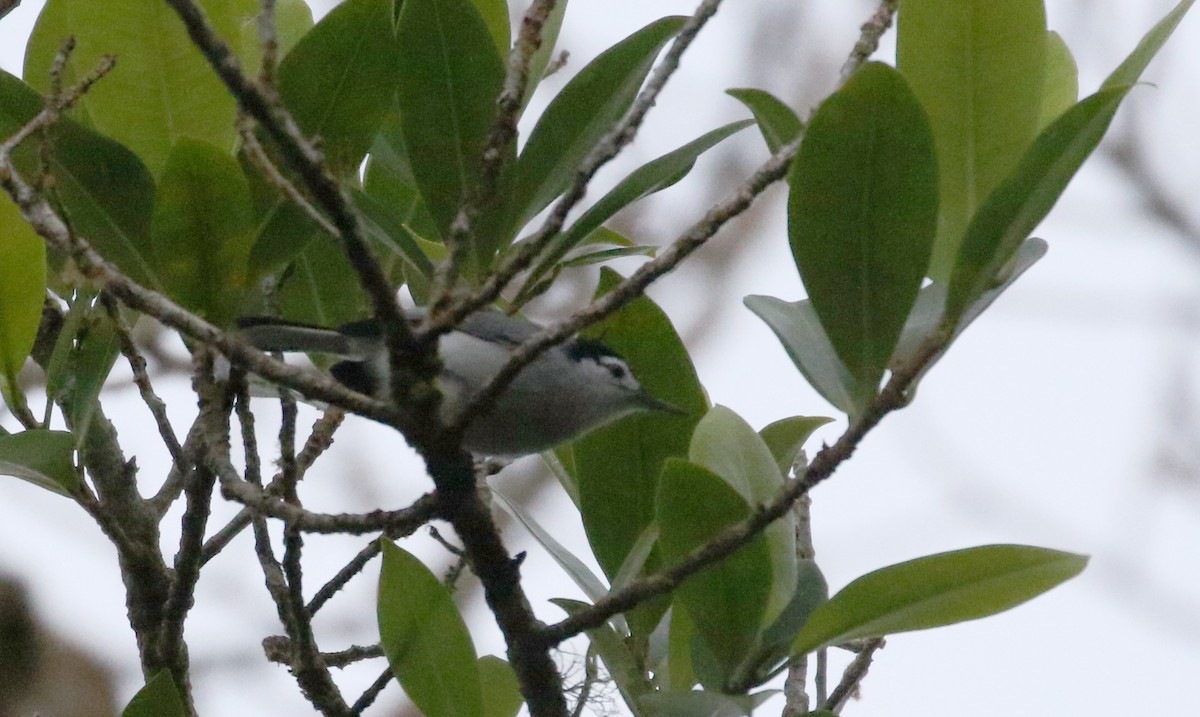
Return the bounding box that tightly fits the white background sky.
[2,1,1200,715]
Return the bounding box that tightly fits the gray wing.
[457,311,543,346]
[237,317,362,358]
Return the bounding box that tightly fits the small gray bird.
[237,310,681,456]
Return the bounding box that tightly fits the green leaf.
[725,88,803,154]
[276,236,370,327]
[755,559,828,677]
[25,0,257,175]
[509,16,686,229]
[151,138,256,326]
[576,268,705,585]
[478,656,523,717]
[758,416,832,476]
[945,87,1128,323]
[743,295,867,418]
[121,670,187,717]
[789,62,937,398]
[890,237,1046,383]
[396,0,506,256]
[519,120,751,301]
[238,0,313,71]
[0,430,78,497]
[0,71,156,288]
[44,299,122,441]
[639,689,777,716]
[353,188,436,282]
[469,0,510,57]
[379,541,482,717]
[278,0,401,175]
[793,545,1088,655]
[365,117,441,242]
[657,459,772,688]
[897,0,1047,282]
[1039,32,1078,129]
[689,406,796,627]
[0,193,45,392]
[1103,0,1197,89]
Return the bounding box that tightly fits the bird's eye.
[607,364,627,380]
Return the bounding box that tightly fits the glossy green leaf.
[396,0,505,255]
[657,459,772,687]
[509,16,686,229]
[491,486,609,604]
[0,430,78,496]
[553,598,655,712]
[689,406,796,627]
[0,194,45,392]
[25,0,257,174]
[759,416,833,476]
[743,295,867,418]
[788,62,937,395]
[897,0,1047,282]
[726,88,803,154]
[945,88,1128,323]
[639,689,776,717]
[793,545,1088,654]
[1103,0,1196,89]
[1039,32,1078,129]
[379,541,482,717]
[478,656,523,717]
[277,0,400,175]
[470,0,510,56]
[0,71,157,288]
[519,120,751,300]
[121,670,187,717]
[151,139,256,326]
[576,268,705,584]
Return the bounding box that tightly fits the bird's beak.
[636,389,688,416]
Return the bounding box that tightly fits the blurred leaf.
[788,62,937,396]
[121,670,187,717]
[560,244,656,268]
[239,0,313,70]
[365,117,441,240]
[509,16,686,229]
[0,71,157,288]
[470,0,510,57]
[611,524,659,594]
[478,656,523,717]
[897,0,1047,282]
[689,406,796,627]
[758,416,832,475]
[754,560,827,681]
[396,0,505,258]
[353,188,436,282]
[44,300,121,441]
[278,0,400,175]
[666,605,697,691]
[945,88,1128,323]
[657,459,771,687]
[276,236,369,327]
[0,193,45,393]
[151,139,256,326]
[492,485,610,604]
[0,430,78,497]
[1039,32,1078,129]
[639,689,776,716]
[793,545,1088,655]
[575,269,705,594]
[742,295,867,419]
[1103,0,1196,89]
[726,88,803,154]
[521,120,751,298]
[379,541,482,717]
[25,0,257,174]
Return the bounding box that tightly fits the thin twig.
[264,639,384,668]
[348,666,394,717]
[839,0,900,84]
[822,638,885,713]
[238,115,339,238]
[256,0,280,85]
